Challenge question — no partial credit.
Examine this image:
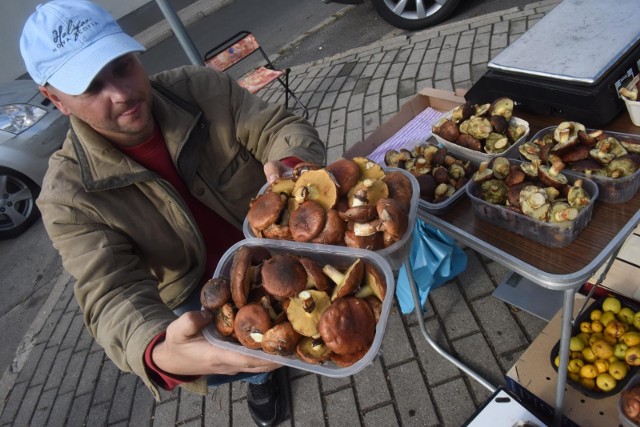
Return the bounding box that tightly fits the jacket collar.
[69,85,203,192]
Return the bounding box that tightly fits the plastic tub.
[242,167,419,271]
[432,107,530,165]
[202,238,395,377]
[513,126,640,204]
[619,373,640,426]
[466,160,599,248]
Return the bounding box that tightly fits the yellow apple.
[580,364,598,379]
[596,372,617,392]
[600,311,616,328]
[568,358,585,373]
[580,377,596,390]
[609,360,629,380]
[633,311,640,330]
[591,320,604,333]
[618,307,635,325]
[625,346,640,366]
[580,321,592,333]
[594,359,609,374]
[590,308,603,321]
[614,342,630,360]
[582,347,597,363]
[622,331,640,347]
[568,372,581,383]
[570,336,585,352]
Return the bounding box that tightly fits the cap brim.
[47,32,145,96]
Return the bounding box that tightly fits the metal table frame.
[407,201,640,426]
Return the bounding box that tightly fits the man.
[19,1,325,426]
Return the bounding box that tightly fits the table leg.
[553,288,576,427]
[405,259,497,392]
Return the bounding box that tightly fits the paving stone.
[60,311,85,351]
[430,284,478,339]
[59,350,85,394]
[380,306,414,366]
[48,310,74,347]
[432,378,477,426]
[75,350,104,396]
[290,374,324,427]
[409,320,461,385]
[176,387,204,424]
[107,372,138,423]
[15,341,45,384]
[47,390,73,426]
[12,383,42,426]
[362,404,399,427]
[0,380,27,424]
[451,333,506,400]
[129,381,155,427]
[388,361,438,426]
[457,250,496,299]
[472,295,529,354]
[152,398,178,426]
[92,359,119,405]
[353,357,391,410]
[320,374,351,392]
[324,387,360,426]
[380,94,398,116]
[204,385,230,426]
[43,347,72,391]
[28,387,55,427]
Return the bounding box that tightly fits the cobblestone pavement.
[0,1,561,426]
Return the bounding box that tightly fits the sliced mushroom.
[318,297,376,355]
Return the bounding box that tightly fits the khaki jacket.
[37,66,324,399]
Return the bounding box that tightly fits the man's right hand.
[151,310,281,376]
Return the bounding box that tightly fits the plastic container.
[624,97,640,127]
[466,159,599,248]
[242,167,419,271]
[432,107,530,165]
[619,373,640,427]
[549,297,640,399]
[202,238,396,378]
[513,126,640,204]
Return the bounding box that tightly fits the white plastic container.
[242,167,419,271]
[432,107,530,165]
[202,238,395,377]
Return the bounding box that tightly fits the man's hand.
[263,160,292,184]
[152,310,281,376]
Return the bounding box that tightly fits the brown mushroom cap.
[295,337,332,364]
[289,200,326,242]
[286,289,332,338]
[261,322,302,356]
[261,254,307,299]
[318,297,376,355]
[311,209,346,245]
[330,346,369,367]
[355,263,387,302]
[323,258,365,301]
[247,192,286,231]
[231,246,256,308]
[339,205,378,222]
[344,229,384,251]
[364,296,382,324]
[214,302,236,337]
[234,303,272,350]
[200,277,231,311]
[382,171,413,211]
[376,198,408,243]
[326,158,361,196]
[298,257,332,291]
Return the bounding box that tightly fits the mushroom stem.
[322,264,345,285]
[259,296,278,320]
[299,291,316,313]
[250,332,264,343]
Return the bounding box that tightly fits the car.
[324,0,461,31]
[0,80,68,239]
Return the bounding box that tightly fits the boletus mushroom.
[230,246,265,308]
[261,322,302,356]
[292,169,339,212]
[296,337,332,364]
[311,209,346,245]
[261,254,307,300]
[325,158,361,196]
[318,297,376,355]
[246,192,287,234]
[286,289,332,338]
[200,277,231,311]
[323,258,365,301]
[289,200,326,242]
[234,302,272,350]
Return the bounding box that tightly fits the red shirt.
[120,127,301,389]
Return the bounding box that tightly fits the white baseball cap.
[20,0,146,95]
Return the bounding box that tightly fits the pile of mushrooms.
[432,97,527,154]
[383,143,476,203]
[518,121,639,180]
[200,245,387,367]
[471,156,591,224]
[246,157,413,251]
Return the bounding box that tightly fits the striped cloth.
[367,107,444,165]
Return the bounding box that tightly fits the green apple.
[633,311,640,330]
[596,372,617,392]
[618,307,635,325]
[570,336,586,352]
[600,311,616,328]
[602,297,622,314]
[614,342,629,360]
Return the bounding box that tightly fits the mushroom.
[549,202,579,223]
[490,157,510,180]
[538,160,568,188]
[489,115,508,134]
[462,117,493,140]
[230,246,264,308]
[519,185,550,221]
[518,142,541,161]
[330,347,369,367]
[507,123,527,143]
[484,132,510,154]
[286,289,332,338]
[323,258,365,301]
[200,277,231,311]
[567,179,591,211]
[267,177,296,196]
[456,133,482,151]
[296,337,332,364]
[560,145,589,164]
[261,254,307,299]
[261,207,293,240]
[344,229,385,250]
[605,157,637,178]
[480,179,508,205]
[384,149,412,168]
[311,209,346,245]
[298,257,331,291]
[233,303,272,350]
[472,162,494,183]
[246,192,287,232]
[490,97,514,120]
[214,302,236,337]
[355,263,387,302]
[376,198,408,245]
[292,169,339,211]
[504,165,526,187]
[347,178,389,208]
[289,200,326,242]
[339,204,378,222]
[318,297,376,355]
[450,102,474,123]
[382,171,413,212]
[292,162,323,180]
[352,157,386,181]
[416,174,437,202]
[325,158,361,196]
[364,296,382,323]
[435,120,460,142]
[551,122,585,154]
[261,322,302,356]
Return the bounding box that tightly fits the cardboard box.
[587,223,640,301]
[505,294,619,427]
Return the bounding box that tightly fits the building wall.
[2,0,147,82]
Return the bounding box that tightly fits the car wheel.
[0,167,41,239]
[371,0,461,31]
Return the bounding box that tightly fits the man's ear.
[39,85,71,116]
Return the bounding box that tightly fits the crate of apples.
[550,296,640,398]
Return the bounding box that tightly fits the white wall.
[1,0,148,82]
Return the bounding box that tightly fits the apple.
[568,358,585,373]
[580,377,596,390]
[600,311,616,328]
[614,342,630,360]
[594,359,609,374]
[590,308,603,321]
[618,307,635,325]
[609,360,628,380]
[582,347,597,363]
[596,372,617,392]
[633,311,640,330]
[580,321,592,334]
[591,320,604,333]
[570,336,585,352]
[580,364,598,379]
[602,297,622,314]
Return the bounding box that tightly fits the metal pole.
[154,0,203,66]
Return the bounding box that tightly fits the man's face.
[41,53,154,147]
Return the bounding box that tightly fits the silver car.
[324,0,461,31]
[0,80,68,239]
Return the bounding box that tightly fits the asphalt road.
[0,0,542,380]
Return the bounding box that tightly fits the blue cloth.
[396,219,467,314]
[174,286,270,386]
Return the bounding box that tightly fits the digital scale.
[465,0,640,128]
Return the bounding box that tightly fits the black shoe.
[247,370,285,427]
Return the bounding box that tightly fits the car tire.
[0,167,41,239]
[371,0,461,31]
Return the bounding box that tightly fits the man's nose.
[103,79,133,101]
